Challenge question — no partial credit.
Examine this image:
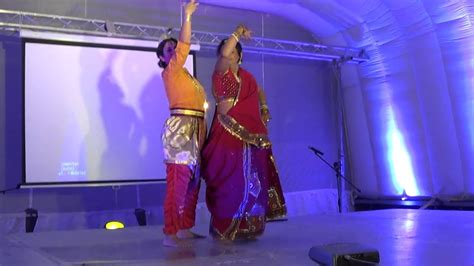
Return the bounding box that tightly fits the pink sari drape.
[202,68,270,240]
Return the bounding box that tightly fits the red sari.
[202,68,275,240]
[265,149,287,221]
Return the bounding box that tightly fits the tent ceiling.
[199,0,364,39]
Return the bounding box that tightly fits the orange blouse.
[161,41,207,111]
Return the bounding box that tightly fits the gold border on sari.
[266,154,287,220]
[211,214,266,241]
[267,187,288,220]
[217,114,271,149]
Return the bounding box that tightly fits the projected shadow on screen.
[138,73,167,179]
[97,53,143,181]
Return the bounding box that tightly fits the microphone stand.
[310,150,361,213]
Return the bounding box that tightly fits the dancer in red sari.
[202,25,286,241]
[259,90,288,221]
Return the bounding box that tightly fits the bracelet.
[185,15,191,22]
[231,32,240,42]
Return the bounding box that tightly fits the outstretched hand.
[184,0,199,16]
[235,24,252,40]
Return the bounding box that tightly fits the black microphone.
[308,146,324,156]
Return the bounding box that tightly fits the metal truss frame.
[0,9,368,63]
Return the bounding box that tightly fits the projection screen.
[23,31,196,186]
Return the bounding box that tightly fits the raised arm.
[179,0,198,44]
[165,0,198,72]
[215,25,252,74]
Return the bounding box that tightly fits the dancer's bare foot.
[163,234,191,247]
[177,229,206,239]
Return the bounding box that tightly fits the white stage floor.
[1,209,474,265]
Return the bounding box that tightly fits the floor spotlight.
[25,208,38,233]
[134,208,147,226]
[104,221,125,230]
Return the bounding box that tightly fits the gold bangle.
[185,15,191,22]
[231,32,240,42]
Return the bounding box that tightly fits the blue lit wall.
[336,1,473,197]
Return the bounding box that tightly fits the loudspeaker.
[25,208,38,233]
[134,208,147,226]
[308,242,380,265]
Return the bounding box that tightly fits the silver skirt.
[162,115,206,166]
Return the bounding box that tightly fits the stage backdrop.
[24,32,195,185]
[0,4,333,223]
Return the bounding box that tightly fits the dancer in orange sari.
[202,25,286,241]
[156,0,207,247]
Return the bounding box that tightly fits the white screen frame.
[22,31,198,187]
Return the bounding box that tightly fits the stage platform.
[1,209,473,265]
